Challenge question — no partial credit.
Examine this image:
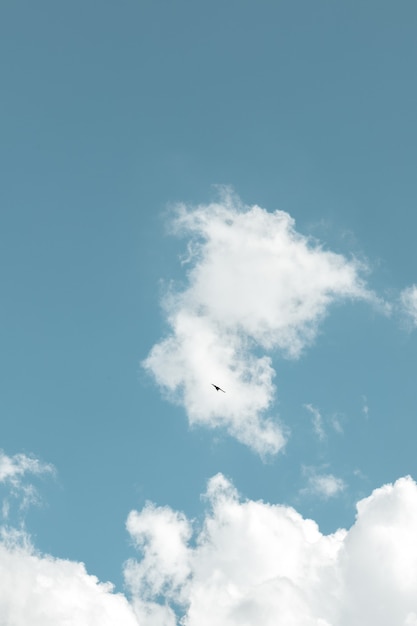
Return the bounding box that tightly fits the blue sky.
[1,2,417,624]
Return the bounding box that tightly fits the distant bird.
[211,384,226,393]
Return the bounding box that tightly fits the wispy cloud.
[0,451,53,484]
[399,284,417,327]
[330,412,345,434]
[362,395,370,419]
[144,189,374,455]
[304,403,326,441]
[0,451,54,518]
[125,474,417,626]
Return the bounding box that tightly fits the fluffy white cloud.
[0,531,139,626]
[144,190,373,455]
[126,473,417,626]
[125,503,192,598]
[2,461,416,626]
[400,285,417,327]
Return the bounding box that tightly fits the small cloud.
[0,451,54,485]
[399,285,417,328]
[330,412,344,434]
[301,466,346,499]
[353,468,367,481]
[0,451,54,519]
[362,395,369,419]
[304,404,326,441]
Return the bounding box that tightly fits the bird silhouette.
[211,384,226,393]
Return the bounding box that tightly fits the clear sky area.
[1,1,417,624]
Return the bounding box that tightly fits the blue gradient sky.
[1,0,417,598]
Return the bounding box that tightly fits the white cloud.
[400,285,417,327]
[126,473,417,626]
[125,503,192,599]
[0,451,54,518]
[0,531,140,626]
[2,466,417,626]
[0,450,53,484]
[301,466,346,499]
[304,404,326,440]
[330,413,344,434]
[0,451,140,625]
[144,190,373,455]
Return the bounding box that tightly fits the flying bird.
[211,384,226,393]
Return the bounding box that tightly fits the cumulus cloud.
[126,503,192,599]
[0,531,139,626]
[2,463,416,626]
[400,285,417,327]
[125,473,417,626]
[144,190,373,455]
